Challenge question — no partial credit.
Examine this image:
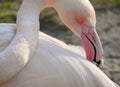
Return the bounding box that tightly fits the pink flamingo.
[0,0,118,87]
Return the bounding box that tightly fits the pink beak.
[81,27,103,66]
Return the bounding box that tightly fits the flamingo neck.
[0,0,45,84]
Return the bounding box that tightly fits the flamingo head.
[73,15,103,66]
[54,0,103,66]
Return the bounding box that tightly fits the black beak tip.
[96,60,101,67]
[93,60,102,67]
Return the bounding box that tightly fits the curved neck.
[17,0,42,26]
[17,0,55,27]
[0,0,45,84]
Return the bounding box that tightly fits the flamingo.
[0,0,119,87]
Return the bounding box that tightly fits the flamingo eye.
[75,15,86,25]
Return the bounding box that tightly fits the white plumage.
[0,24,118,87]
[0,0,119,87]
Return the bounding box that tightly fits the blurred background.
[0,0,120,85]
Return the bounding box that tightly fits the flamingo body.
[0,24,119,87]
[0,0,119,86]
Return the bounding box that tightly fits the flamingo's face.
[54,0,103,65]
[74,14,103,66]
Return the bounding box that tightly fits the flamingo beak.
[81,27,103,66]
[74,15,103,66]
